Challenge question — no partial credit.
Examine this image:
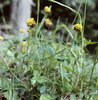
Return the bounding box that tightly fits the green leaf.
[40,94,53,100]
[31,70,48,85]
[0,77,11,89]
[0,41,10,51]
[0,78,19,99]
[64,83,73,92]
[60,67,70,82]
[84,38,97,46]
[7,50,14,57]
[94,95,98,100]
[31,77,37,85]
[39,86,47,93]
[33,70,41,77]
[38,44,54,56]
[4,90,20,100]
[64,66,72,72]
[38,76,49,84]
[70,94,76,100]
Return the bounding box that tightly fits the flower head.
[27,29,32,33]
[26,18,35,27]
[22,41,28,47]
[44,18,53,30]
[19,29,26,33]
[44,6,51,13]
[74,23,82,32]
[0,35,4,41]
[21,48,27,53]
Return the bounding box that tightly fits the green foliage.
[0,0,98,100]
[40,94,53,100]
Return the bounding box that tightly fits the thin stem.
[72,0,84,25]
[37,0,40,27]
[89,54,97,83]
[48,0,77,14]
[81,0,87,67]
[75,32,78,44]
[81,0,87,89]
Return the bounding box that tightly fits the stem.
[75,32,78,44]
[89,54,97,83]
[75,74,80,89]
[48,0,77,14]
[37,0,40,27]
[60,62,64,87]
[81,0,87,67]
[81,0,87,90]
[72,0,84,25]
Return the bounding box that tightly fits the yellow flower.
[74,23,82,32]
[22,41,28,47]
[19,29,26,33]
[21,47,27,53]
[0,35,4,41]
[26,18,35,27]
[27,29,32,33]
[44,6,51,13]
[44,18,53,30]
